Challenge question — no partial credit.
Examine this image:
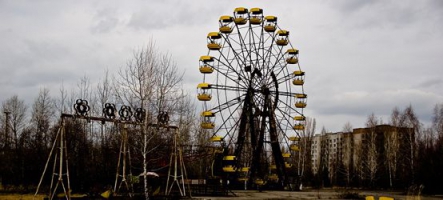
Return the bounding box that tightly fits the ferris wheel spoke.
[210,93,245,114]
[211,84,248,93]
[212,103,243,139]
[220,37,250,84]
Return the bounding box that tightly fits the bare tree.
[153,52,183,116]
[386,107,400,188]
[365,113,378,187]
[115,42,158,199]
[55,81,68,115]
[115,39,186,199]
[341,122,353,187]
[30,88,55,149]
[96,69,114,145]
[299,117,316,178]
[400,105,419,184]
[432,104,443,144]
[1,95,28,149]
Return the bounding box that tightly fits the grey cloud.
[126,1,231,31]
[91,7,121,34]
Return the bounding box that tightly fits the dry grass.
[0,194,46,200]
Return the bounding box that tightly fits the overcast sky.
[1,0,442,132]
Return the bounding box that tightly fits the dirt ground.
[193,189,443,200]
[2,189,443,200]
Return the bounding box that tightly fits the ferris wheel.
[197,7,307,189]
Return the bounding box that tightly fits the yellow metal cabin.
[233,7,248,25]
[295,93,307,108]
[219,15,234,34]
[276,30,289,46]
[197,83,212,101]
[249,8,263,25]
[222,155,237,172]
[293,70,305,86]
[286,48,299,64]
[264,16,277,32]
[207,32,221,50]
[201,110,215,129]
[199,56,214,74]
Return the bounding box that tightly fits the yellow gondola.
[286,49,299,64]
[289,136,300,141]
[199,56,214,74]
[276,30,289,46]
[219,16,234,33]
[249,8,263,25]
[197,83,212,101]
[282,153,291,158]
[264,16,277,32]
[234,7,248,25]
[207,32,221,50]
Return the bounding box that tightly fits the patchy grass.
[0,194,46,200]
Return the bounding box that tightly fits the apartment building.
[311,132,343,174]
[310,124,414,175]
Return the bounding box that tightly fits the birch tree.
[115,40,185,199]
[115,42,158,199]
[299,117,315,176]
[386,107,400,188]
[365,113,378,187]
[341,122,353,187]
[400,105,419,184]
